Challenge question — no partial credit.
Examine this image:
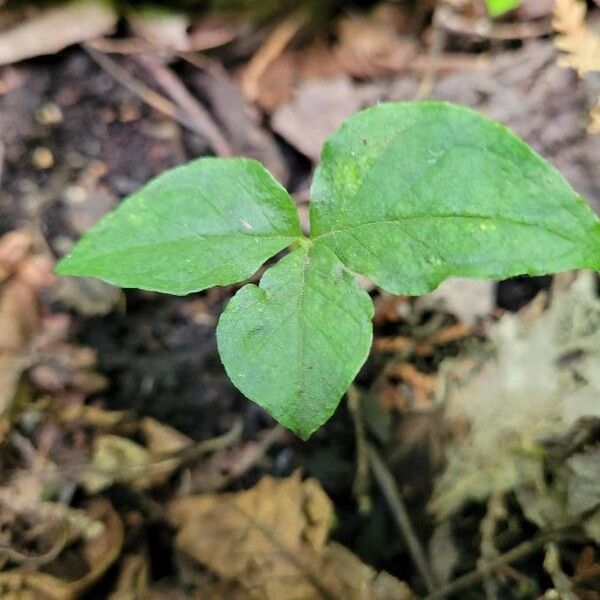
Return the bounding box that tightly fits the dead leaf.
[129,10,236,52]
[0,230,33,281]
[0,499,123,600]
[80,435,150,493]
[169,472,412,599]
[0,1,118,66]
[0,230,63,421]
[553,0,600,76]
[334,10,416,79]
[81,419,191,492]
[271,76,372,161]
[431,272,600,519]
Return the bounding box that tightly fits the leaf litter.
[1,0,600,596]
[432,272,600,540]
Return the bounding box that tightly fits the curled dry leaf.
[0,0,118,66]
[0,499,123,600]
[0,232,55,418]
[80,418,192,493]
[129,9,237,52]
[169,472,412,599]
[553,0,600,76]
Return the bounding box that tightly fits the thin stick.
[347,386,371,512]
[0,142,4,189]
[83,45,230,156]
[135,53,232,157]
[423,534,551,599]
[241,11,306,102]
[368,444,438,593]
[415,9,446,101]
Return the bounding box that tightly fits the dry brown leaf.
[169,472,411,600]
[80,419,191,492]
[589,99,600,134]
[334,11,416,79]
[0,1,118,66]
[0,232,61,421]
[0,499,123,600]
[553,0,600,75]
[271,76,366,161]
[129,10,236,52]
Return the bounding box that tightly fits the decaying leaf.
[80,417,191,492]
[0,499,123,600]
[0,231,55,418]
[0,1,118,66]
[271,76,379,161]
[169,472,412,599]
[553,0,600,76]
[431,272,600,522]
[129,8,236,52]
[552,0,600,133]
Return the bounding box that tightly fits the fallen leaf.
[431,272,600,519]
[553,0,600,76]
[0,1,118,66]
[80,419,191,493]
[169,472,412,599]
[271,76,373,161]
[0,499,123,600]
[80,435,150,493]
[334,10,416,78]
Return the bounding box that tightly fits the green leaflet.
[216,243,374,439]
[485,0,520,17]
[56,101,600,438]
[310,102,600,295]
[56,158,302,294]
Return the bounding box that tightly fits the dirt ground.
[0,1,599,599]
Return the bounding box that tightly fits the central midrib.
[314,213,581,245]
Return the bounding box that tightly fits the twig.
[368,443,438,593]
[415,8,446,100]
[83,44,230,156]
[479,492,506,599]
[423,534,552,599]
[241,11,307,102]
[134,53,232,157]
[544,542,579,600]
[0,419,243,481]
[347,386,371,512]
[0,142,4,190]
[0,520,69,567]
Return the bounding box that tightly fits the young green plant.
[56,102,600,439]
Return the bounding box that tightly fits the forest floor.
[0,1,599,598]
